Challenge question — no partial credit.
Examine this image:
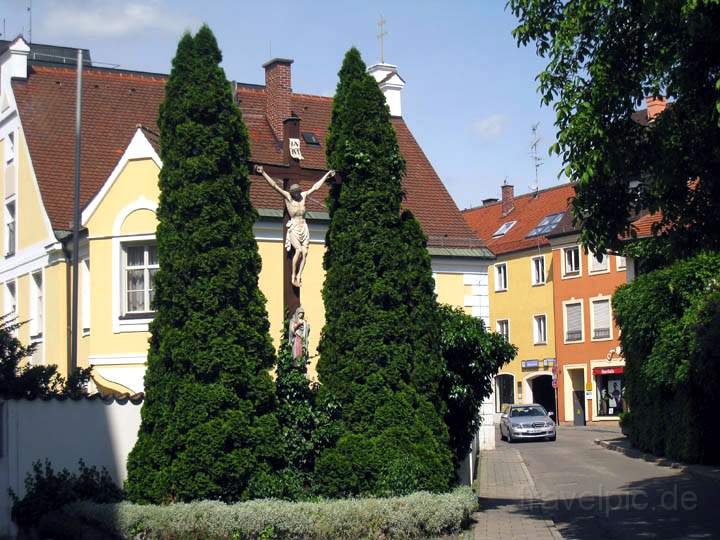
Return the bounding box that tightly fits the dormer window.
[492,220,517,237]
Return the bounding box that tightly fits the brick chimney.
[645,96,668,121]
[263,58,293,141]
[501,182,515,216]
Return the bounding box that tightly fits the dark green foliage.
[274,331,340,499]
[0,314,92,398]
[438,305,516,464]
[613,252,720,463]
[125,26,282,503]
[509,0,720,257]
[10,459,122,531]
[316,48,454,496]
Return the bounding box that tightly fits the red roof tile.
[462,183,575,254]
[13,64,480,248]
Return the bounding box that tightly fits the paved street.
[502,425,720,539]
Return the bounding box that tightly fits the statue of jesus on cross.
[255,165,335,288]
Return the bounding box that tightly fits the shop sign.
[585,382,593,392]
[585,390,593,399]
[592,366,624,376]
[522,359,539,369]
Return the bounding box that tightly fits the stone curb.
[594,438,720,483]
[513,448,565,540]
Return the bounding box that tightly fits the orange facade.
[550,234,628,423]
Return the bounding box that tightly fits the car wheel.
[548,434,556,442]
[507,431,514,443]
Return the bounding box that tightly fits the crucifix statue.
[255,165,335,288]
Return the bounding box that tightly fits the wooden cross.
[377,16,388,63]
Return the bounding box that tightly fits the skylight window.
[302,132,321,146]
[527,212,564,238]
[493,220,517,237]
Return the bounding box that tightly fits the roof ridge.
[292,92,333,102]
[463,181,574,214]
[32,64,168,83]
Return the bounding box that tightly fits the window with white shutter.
[592,299,611,340]
[495,263,508,291]
[565,302,583,342]
[533,314,547,344]
[563,246,580,276]
[496,320,510,341]
[532,256,545,285]
[589,252,609,273]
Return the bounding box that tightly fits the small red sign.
[552,379,558,389]
[592,366,624,376]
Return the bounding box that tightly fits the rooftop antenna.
[26,0,32,43]
[530,123,542,195]
[377,16,387,63]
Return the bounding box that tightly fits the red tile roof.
[13,64,480,248]
[462,183,575,254]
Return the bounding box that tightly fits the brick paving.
[472,446,562,540]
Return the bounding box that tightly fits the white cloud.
[39,1,199,39]
[472,114,507,142]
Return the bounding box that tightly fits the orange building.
[547,215,628,424]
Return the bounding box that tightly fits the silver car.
[500,404,556,442]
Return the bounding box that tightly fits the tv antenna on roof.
[530,123,542,195]
[26,0,32,43]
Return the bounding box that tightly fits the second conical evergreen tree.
[125,26,282,503]
[316,48,454,496]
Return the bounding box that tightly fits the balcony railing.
[566,330,582,342]
[593,328,611,340]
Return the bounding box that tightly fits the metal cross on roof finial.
[377,16,388,63]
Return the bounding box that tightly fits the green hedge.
[41,487,478,540]
[613,252,720,463]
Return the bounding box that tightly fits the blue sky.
[3,0,565,209]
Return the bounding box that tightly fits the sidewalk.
[595,437,720,483]
[472,446,562,540]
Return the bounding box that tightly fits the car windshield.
[510,406,546,417]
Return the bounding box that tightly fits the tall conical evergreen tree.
[315,48,453,496]
[125,26,282,503]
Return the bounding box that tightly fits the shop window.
[591,299,611,340]
[563,246,580,276]
[565,301,583,342]
[531,255,545,285]
[595,368,625,416]
[495,263,508,291]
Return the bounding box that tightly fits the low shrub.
[11,459,123,531]
[43,486,478,540]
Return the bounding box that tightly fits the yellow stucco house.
[463,182,574,417]
[0,37,493,395]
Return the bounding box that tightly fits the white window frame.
[563,298,585,344]
[616,255,627,271]
[492,220,517,238]
[531,255,546,285]
[588,251,610,274]
[590,295,613,341]
[5,198,16,257]
[495,263,508,292]
[533,313,547,345]
[113,233,156,333]
[5,279,16,336]
[562,245,582,278]
[29,270,43,339]
[5,131,15,165]
[496,319,510,342]
[81,258,91,335]
[121,242,158,316]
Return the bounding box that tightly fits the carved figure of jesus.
[255,165,335,288]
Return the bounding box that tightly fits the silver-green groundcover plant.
[46,487,477,539]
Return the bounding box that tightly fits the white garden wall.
[0,397,142,538]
